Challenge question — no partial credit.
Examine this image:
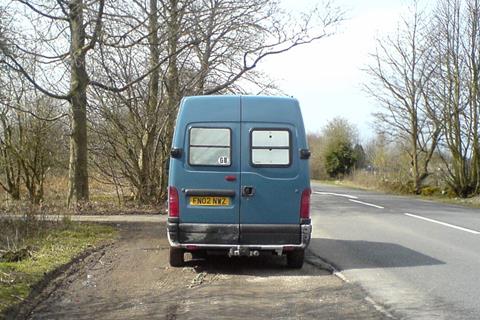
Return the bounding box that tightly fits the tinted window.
[189,128,231,166]
[251,129,291,166]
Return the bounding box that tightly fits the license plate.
[189,196,230,206]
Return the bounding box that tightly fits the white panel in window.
[252,130,289,147]
[252,149,289,165]
[190,147,231,166]
[190,128,230,146]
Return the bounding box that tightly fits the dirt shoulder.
[23,222,388,320]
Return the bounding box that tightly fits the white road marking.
[348,199,384,209]
[334,271,349,283]
[314,192,358,199]
[365,297,396,319]
[404,213,480,235]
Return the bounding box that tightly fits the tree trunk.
[0,117,22,200]
[469,0,480,193]
[160,0,181,202]
[411,99,421,194]
[137,0,160,204]
[68,0,89,205]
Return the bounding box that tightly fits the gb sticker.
[218,156,229,165]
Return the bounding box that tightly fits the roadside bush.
[325,141,356,178]
[0,210,52,252]
[346,170,415,195]
[308,117,359,180]
[419,186,441,197]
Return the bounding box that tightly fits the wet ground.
[24,222,388,320]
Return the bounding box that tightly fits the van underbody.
[167,217,312,267]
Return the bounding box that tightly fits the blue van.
[167,95,311,268]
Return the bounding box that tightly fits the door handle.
[242,186,255,197]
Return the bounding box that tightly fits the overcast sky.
[259,0,411,141]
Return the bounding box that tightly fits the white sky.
[259,0,411,141]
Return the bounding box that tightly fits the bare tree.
[1,0,195,205]
[368,0,480,197]
[89,0,344,203]
[365,3,441,193]
[0,110,22,200]
[465,0,480,192]
[18,98,66,204]
[429,0,480,196]
[0,68,67,203]
[87,0,187,203]
[0,9,20,200]
[0,0,106,205]
[0,4,9,54]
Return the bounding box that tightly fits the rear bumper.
[167,218,312,251]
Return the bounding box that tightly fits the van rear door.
[239,97,307,245]
[173,97,241,244]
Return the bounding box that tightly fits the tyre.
[169,247,184,267]
[287,249,305,269]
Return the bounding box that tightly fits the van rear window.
[189,128,231,166]
[251,129,291,166]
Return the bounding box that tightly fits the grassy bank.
[0,217,117,315]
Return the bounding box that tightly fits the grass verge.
[0,219,117,316]
[313,179,480,209]
[311,179,373,191]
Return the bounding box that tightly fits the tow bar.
[228,246,260,257]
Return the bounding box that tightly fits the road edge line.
[404,213,480,235]
[365,296,397,319]
[305,250,349,282]
[349,199,384,209]
[313,192,359,199]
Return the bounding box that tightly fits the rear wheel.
[287,249,305,269]
[169,247,184,267]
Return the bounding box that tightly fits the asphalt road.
[310,182,480,320]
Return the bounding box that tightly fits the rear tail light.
[168,186,179,217]
[300,188,311,219]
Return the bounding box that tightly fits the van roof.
[178,95,304,125]
[182,95,298,104]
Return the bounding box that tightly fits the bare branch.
[82,0,105,53]
[16,0,69,21]
[90,39,198,93]
[1,56,72,100]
